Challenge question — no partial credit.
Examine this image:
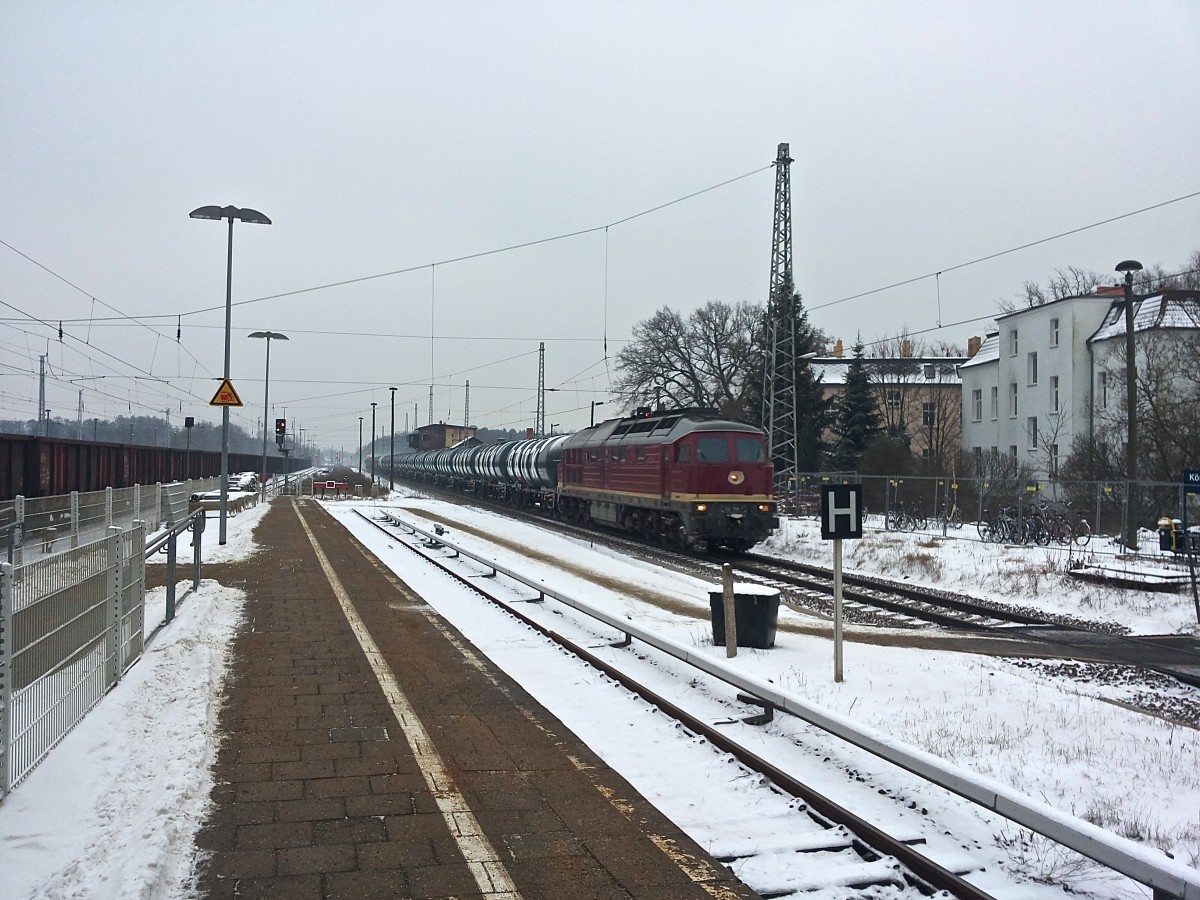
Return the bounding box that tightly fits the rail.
[370,508,1200,900]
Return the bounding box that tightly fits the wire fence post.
[105,486,113,529]
[104,526,121,689]
[11,497,23,568]
[0,562,12,802]
[70,491,80,549]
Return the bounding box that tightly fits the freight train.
[383,408,779,551]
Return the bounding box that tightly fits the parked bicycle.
[936,498,964,530]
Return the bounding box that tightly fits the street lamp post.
[249,331,288,499]
[1117,259,1143,551]
[358,417,364,473]
[190,204,272,545]
[590,400,606,427]
[370,402,377,486]
[389,387,397,491]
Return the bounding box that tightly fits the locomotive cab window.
[676,444,691,463]
[696,437,728,462]
[735,438,765,463]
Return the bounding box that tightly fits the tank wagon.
[386,408,778,551]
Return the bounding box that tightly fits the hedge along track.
[354,508,997,900]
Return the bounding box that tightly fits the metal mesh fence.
[775,471,1200,549]
[0,524,146,797]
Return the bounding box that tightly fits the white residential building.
[960,287,1200,481]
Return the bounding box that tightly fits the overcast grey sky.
[2,2,1198,453]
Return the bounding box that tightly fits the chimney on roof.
[525,427,534,439]
[967,335,982,358]
[832,338,844,358]
[901,339,913,358]
[1096,285,1124,296]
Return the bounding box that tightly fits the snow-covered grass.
[762,517,1200,636]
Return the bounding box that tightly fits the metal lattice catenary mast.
[536,341,546,437]
[762,142,798,478]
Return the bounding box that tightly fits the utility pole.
[762,142,800,479]
[370,402,377,485]
[389,386,397,491]
[1117,259,1143,551]
[536,341,545,437]
[77,390,84,440]
[464,379,470,427]
[427,386,433,425]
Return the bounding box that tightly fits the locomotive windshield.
[696,437,729,462]
[735,438,766,463]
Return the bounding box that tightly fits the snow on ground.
[2,492,1198,899]
[763,516,1200,638]
[340,494,1200,895]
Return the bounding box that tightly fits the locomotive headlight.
[727,470,745,485]
[695,503,708,513]
[758,503,772,513]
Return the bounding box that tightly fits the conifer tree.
[831,338,879,471]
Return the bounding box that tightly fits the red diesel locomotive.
[557,408,778,551]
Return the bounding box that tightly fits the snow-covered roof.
[959,332,999,369]
[1089,290,1200,343]
[810,357,965,385]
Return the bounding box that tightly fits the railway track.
[356,508,1001,899]
[431,484,1200,682]
[406,485,1200,690]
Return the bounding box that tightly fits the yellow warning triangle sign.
[209,378,244,407]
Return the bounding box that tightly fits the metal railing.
[0,509,206,802]
[373,508,1200,900]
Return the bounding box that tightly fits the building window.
[1049,444,1059,477]
[1009,382,1018,417]
[1050,317,1060,347]
[923,363,935,379]
[1050,375,1059,413]
[921,447,934,460]
[1098,372,1108,409]
[972,447,982,463]
[885,389,902,410]
[990,386,999,420]
[1009,329,1019,356]
[922,402,937,428]
[1027,416,1038,449]
[1010,445,1018,460]
[971,389,983,422]
[1027,352,1038,385]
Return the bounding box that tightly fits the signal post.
[820,483,864,683]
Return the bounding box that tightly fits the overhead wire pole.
[762,142,799,481]
[389,386,397,491]
[536,341,545,437]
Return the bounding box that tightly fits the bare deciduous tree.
[1002,266,1104,313]
[613,301,763,419]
